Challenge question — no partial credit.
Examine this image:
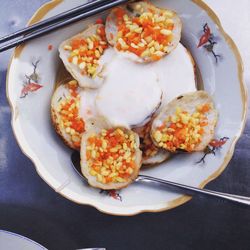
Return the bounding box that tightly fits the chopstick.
[0,0,110,44]
[0,0,130,53]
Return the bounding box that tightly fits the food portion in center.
[106,1,181,62]
[52,1,219,191]
[96,50,162,128]
[81,125,142,190]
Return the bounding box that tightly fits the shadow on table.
[0,203,77,250]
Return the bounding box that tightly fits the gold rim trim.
[14,0,63,58]
[6,0,248,216]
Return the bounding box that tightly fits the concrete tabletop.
[0,1,249,249]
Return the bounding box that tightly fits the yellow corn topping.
[86,128,138,184]
[153,104,211,152]
[64,25,108,78]
[112,6,175,61]
[56,80,85,149]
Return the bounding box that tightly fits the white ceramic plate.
[0,230,46,250]
[7,0,247,215]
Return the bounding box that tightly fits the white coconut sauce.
[79,48,116,121]
[79,89,99,120]
[95,50,162,128]
[151,44,197,108]
[78,44,196,128]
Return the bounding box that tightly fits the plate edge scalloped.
[5,0,248,216]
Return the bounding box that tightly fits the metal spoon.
[71,151,250,206]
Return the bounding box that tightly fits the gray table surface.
[0,1,250,250]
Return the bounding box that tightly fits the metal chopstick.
[0,0,111,44]
[0,0,129,52]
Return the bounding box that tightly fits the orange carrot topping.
[48,44,53,51]
[57,80,85,149]
[113,6,175,60]
[198,103,211,113]
[96,18,104,24]
[153,104,211,152]
[86,128,138,184]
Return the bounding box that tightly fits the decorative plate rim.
[6,0,248,216]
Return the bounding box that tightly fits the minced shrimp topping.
[86,128,138,184]
[153,104,211,152]
[56,80,85,148]
[139,123,159,159]
[64,24,108,78]
[113,5,175,61]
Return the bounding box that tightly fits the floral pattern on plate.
[6,0,247,215]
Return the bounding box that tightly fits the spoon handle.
[137,175,250,206]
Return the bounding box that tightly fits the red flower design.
[197,24,211,48]
[209,137,229,148]
[100,190,122,201]
[108,190,122,201]
[196,137,229,164]
[20,60,43,98]
[21,82,43,98]
[197,23,220,63]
